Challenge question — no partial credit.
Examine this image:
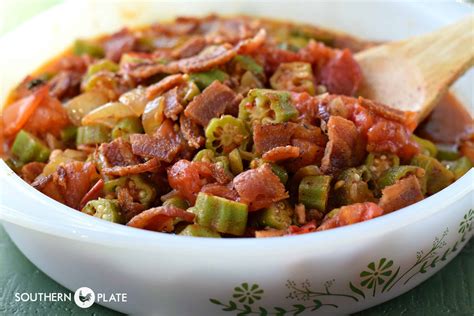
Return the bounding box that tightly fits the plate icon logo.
[74,287,95,308]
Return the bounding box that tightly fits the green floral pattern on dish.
[210,209,473,314]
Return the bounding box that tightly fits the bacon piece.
[146,74,185,100]
[253,123,297,154]
[262,145,300,162]
[317,202,384,231]
[287,221,317,235]
[99,138,140,168]
[163,87,184,120]
[21,162,46,184]
[184,81,237,126]
[287,139,325,172]
[171,36,206,58]
[179,114,205,149]
[48,71,82,100]
[104,29,137,62]
[117,186,146,222]
[32,175,65,203]
[102,158,160,177]
[201,183,239,201]
[33,161,98,209]
[127,205,195,232]
[378,175,424,213]
[79,179,104,210]
[130,133,181,163]
[321,116,365,175]
[124,30,266,79]
[233,164,288,211]
[319,49,362,96]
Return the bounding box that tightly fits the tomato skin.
[317,202,384,231]
[24,95,70,137]
[319,49,362,96]
[2,85,49,137]
[168,159,213,204]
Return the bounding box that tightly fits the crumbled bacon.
[378,175,424,213]
[233,164,288,211]
[253,122,296,154]
[163,87,184,120]
[102,158,160,177]
[79,179,104,210]
[21,162,46,184]
[321,116,365,174]
[184,81,237,126]
[99,138,140,168]
[130,133,181,163]
[127,205,195,232]
[48,71,82,100]
[171,36,206,58]
[117,186,146,222]
[146,74,185,100]
[201,183,239,201]
[262,145,300,162]
[104,29,137,62]
[32,161,98,210]
[123,30,266,79]
[179,114,205,149]
[287,221,317,235]
[317,202,384,231]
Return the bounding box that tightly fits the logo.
[74,287,95,308]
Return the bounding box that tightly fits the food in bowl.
[1,15,472,238]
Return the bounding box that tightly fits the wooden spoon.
[355,15,474,123]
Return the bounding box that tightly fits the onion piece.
[81,101,137,128]
[119,86,148,116]
[142,96,165,135]
[64,91,109,126]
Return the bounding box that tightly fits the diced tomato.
[319,49,362,96]
[24,95,70,137]
[2,85,49,137]
[317,202,384,231]
[167,159,213,203]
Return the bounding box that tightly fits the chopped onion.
[119,86,148,116]
[81,102,137,128]
[142,96,165,135]
[64,91,109,126]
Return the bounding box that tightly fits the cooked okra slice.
[442,156,473,180]
[111,117,144,140]
[189,69,229,90]
[411,154,454,195]
[298,175,332,212]
[411,135,437,157]
[193,192,248,236]
[11,130,50,163]
[82,198,123,223]
[252,200,293,230]
[179,224,221,238]
[205,115,250,155]
[238,89,298,126]
[76,125,111,145]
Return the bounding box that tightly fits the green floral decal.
[233,283,263,304]
[210,209,473,314]
[360,258,393,296]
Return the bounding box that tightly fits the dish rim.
[0,0,473,253]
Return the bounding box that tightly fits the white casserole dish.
[0,1,473,315]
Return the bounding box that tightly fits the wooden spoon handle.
[356,15,474,122]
